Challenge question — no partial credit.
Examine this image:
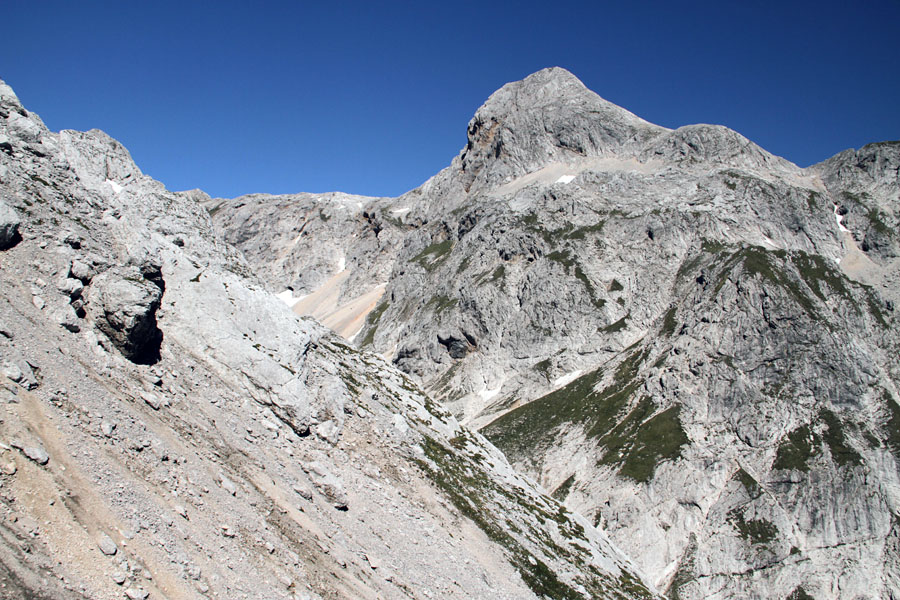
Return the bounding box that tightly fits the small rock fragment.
[56,277,84,299]
[141,392,161,410]
[31,296,45,310]
[100,421,116,437]
[69,259,93,283]
[124,587,149,600]
[98,533,118,556]
[112,572,127,585]
[21,445,49,465]
[219,476,236,496]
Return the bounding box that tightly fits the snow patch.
[276,290,305,308]
[337,256,346,272]
[761,235,780,250]
[553,370,583,388]
[555,175,576,185]
[834,204,850,233]
[105,179,122,194]
[391,207,411,216]
[479,384,503,402]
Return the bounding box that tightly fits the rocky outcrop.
[86,265,164,364]
[0,198,21,249]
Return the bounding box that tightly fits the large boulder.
[87,266,163,364]
[0,199,21,249]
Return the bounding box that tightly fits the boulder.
[0,199,21,250]
[87,266,163,364]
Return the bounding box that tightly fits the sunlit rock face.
[216,68,900,598]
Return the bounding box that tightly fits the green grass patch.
[728,508,778,546]
[821,409,863,467]
[551,474,575,500]
[806,191,821,211]
[566,220,605,240]
[867,207,892,236]
[716,246,819,320]
[597,398,688,482]
[792,252,855,305]
[883,390,900,462]
[773,411,861,471]
[547,249,576,271]
[456,254,471,274]
[602,315,628,333]
[425,295,458,315]
[534,358,552,382]
[483,348,651,465]
[734,467,762,499]
[360,299,389,347]
[661,306,678,337]
[415,437,638,599]
[787,588,815,600]
[772,424,816,472]
[411,239,453,272]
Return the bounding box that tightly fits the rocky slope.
[212,68,900,598]
[0,78,658,599]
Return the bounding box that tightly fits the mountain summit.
[459,67,666,191]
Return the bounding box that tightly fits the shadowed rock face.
[0,75,659,600]
[87,266,164,364]
[212,68,900,599]
[0,199,21,249]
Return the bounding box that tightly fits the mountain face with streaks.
[0,77,658,599]
[211,68,900,599]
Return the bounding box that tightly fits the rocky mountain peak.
[457,67,666,192]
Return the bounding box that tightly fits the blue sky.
[4,1,899,198]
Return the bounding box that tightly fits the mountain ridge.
[209,68,900,599]
[0,76,660,599]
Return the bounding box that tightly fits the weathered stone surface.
[97,533,117,556]
[0,198,21,249]
[86,266,163,364]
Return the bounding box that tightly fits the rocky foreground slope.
[0,78,659,599]
[211,68,900,599]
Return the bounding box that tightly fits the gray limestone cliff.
[211,68,900,599]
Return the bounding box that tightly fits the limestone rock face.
[0,198,21,249]
[0,76,656,600]
[87,265,164,364]
[213,68,900,599]
[457,67,666,193]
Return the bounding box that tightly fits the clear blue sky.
[4,1,899,198]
